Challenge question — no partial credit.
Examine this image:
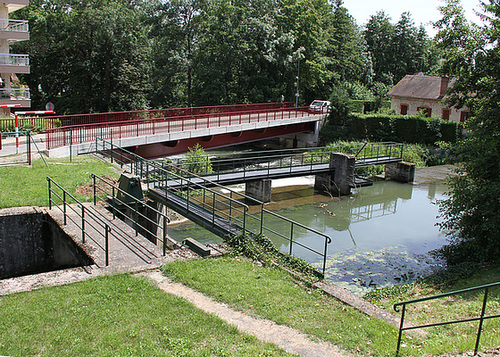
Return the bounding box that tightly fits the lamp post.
[295,59,300,107]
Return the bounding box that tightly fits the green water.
[168,180,448,295]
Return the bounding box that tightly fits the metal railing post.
[395,304,406,357]
[162,215,167,256]
[105,224,110,266]
[81,205,85,243]
[47,178,52,209]
[112,186,116,219]
[474,288,489,355]
[110,130,113,164]
[93,174,97,205]
[289,223,294,255]
[322,236,329,274]
[27,132,31,165]
[63,191,67,225]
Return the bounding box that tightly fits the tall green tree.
[364,11,395,84]
[364,11,437,85]
[14,0,151,114]
[148,0,201,108]
[436,0,500,264]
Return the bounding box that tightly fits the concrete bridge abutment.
[385,161,415,183]
[314,153,355,196]
[245,179,272,203]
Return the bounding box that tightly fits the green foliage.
[14,0,151,114]
[321,113,463,144]
[434,0,500,265]
[226,234,321,281]
[184,143,213,175]
[364,11,438,85]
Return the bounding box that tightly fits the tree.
[148,0,201,108]
[14,0,151,114]
[364,11,437,85]
[435,0,500,264]
[364,11,394,84]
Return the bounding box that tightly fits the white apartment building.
[0,0,30,116]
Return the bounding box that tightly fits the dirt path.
[141,269,351,357]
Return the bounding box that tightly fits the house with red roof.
[387,74,469,123]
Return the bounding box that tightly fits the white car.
[309,100,331,113]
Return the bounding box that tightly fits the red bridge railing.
[0,102,293,132]
[46,106,318,150]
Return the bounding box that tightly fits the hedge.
[321,113,463,145]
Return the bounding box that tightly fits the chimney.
[440,76,449,96]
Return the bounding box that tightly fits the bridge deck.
[148,188,247,239]
[159,156,402,189]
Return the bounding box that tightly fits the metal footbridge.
[95,138,336,274]
[159,142,404,189]
[93,140,404,274]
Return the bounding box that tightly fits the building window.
[460,111,469,123]
[400,104,409,115]
[417,106,432,117]
[442,108,450,121]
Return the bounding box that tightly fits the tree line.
[13,0,437,114]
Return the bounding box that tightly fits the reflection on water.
[167,180,448,295]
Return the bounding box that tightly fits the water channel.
[167,177,448,295]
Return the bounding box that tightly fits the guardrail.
[0,87,30,101]
[3,102,291,133]
[91,174,171,254]
[394,281,500,356]
[46,105,315,149]
[0,53,29,66]
[168,142,405,179]
[95,138,332,274]
[0,131,31,163]
[47,177,111,266]
[0,19,29,33]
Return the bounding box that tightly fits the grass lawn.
[0,274,294,356]
[162,257,397,356]
[365,265,500,356]
[0,156,118,208]
[161,257,500,357]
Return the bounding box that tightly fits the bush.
[321,113,463,145]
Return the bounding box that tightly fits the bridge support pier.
[245,179,272,203]
[314,153,355,196]
[385,161,415,183]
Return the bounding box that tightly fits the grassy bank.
[0,156,118,209]
[0,274,293,356]
[161,257,500,356]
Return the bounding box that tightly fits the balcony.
[0,87,31,107]
[0,19,29,42]
[5,0,29,13]
[0,53,30,74]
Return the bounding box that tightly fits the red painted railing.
[0,102,293,132]
[46,106,316,149]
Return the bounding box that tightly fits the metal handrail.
[95,138,332,274]
[46,105,315,149]
[47,177,110,266]
[91,174,171,255]
[168,142,404,178]
[393,281,500,356]
[0,131,32,166]
[261,209,332,274]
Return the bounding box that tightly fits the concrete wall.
[391,97,468,123]
[0,208,92,279]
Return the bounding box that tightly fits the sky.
[343,0,483,36]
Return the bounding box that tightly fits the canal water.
[168,179,448,295]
